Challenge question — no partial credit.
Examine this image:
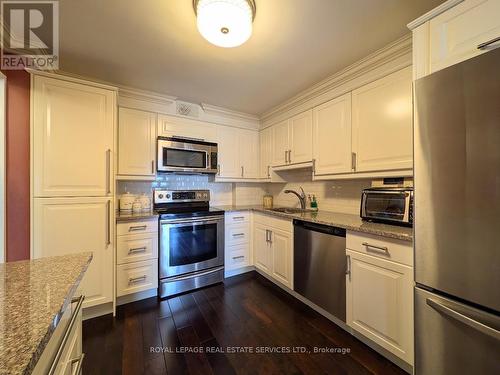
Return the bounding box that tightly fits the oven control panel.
[154,189,210,204]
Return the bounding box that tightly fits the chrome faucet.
[284,187,307,209]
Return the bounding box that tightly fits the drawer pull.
[232,256,245,260]
[129,225,147,232]
[48,295,85,375]
[362,242,389,254]
[128,247,147,254]
[477,36,500,50]
[232,233,245,237]
[70,353,85,375]
[129,275,147,284]
[232,216,245,221]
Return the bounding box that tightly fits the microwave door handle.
[206,152,209,169]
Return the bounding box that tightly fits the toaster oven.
[360,187,413,226]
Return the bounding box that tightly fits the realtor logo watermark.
[1,0,59,70]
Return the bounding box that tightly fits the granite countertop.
[215,205,413,242]
[116,210,159,222]
[0,253,93,375]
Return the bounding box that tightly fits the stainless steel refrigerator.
[414,48,500,374]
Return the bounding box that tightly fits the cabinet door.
[271,229,292,289]
[240,129,260,178]
[271,120,289,166]
[33,76,115,197]
[253,223,272,274]
[216,126,241,178]
[429,0,500,74]
[289,110,313,164]
[158,115,217,142]
[33,197,114,308]
[118,108,156,177]
[260,127,272,179]
[352,67,413,172]
[313,93,352,175]
[346,249,413,364]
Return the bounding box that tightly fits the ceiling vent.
[176,101,199,118]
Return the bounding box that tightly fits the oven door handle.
[161,216,224,225]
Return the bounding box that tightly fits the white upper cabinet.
[216,126,241,178]
[216,126,260,179]
[313,93,352,175]
[352,67,413,173]
[33,197,114,308]
[410,0,500,79]
[289,110,313,164]
[158,115,217,142]
[271,119,289,166]
[270,111,313,166]
[259,127,272,179]
[118,108,156,177]
[33,76,115,197]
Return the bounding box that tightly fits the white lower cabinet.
[346,233,413,365]
[33,197,114,309]
[116,219,158,297]
[225,211,251,273]
[252,213,293,289]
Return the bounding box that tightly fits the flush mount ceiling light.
[193,0,256,48]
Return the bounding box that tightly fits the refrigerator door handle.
[427,298,500,341]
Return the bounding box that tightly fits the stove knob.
[203,193,208,198]
[166,194,171,199]
[158,194,164,199]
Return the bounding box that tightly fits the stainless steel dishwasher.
[293,219,346,322]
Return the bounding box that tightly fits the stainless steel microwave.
[360,187,413,226]
[157,137,218,174]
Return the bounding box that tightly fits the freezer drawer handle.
[427,298,500,341]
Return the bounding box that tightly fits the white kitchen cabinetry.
[118,107,156,178]
[351,67,413,173]
[270,110,313,167]
[260,127,272,179]
[158,114,217,142]
[32,75,115,197]
[410,0,500,79]
[33,197,114,308]
[346,232,413,365]
[116,219,158,297]
[312,93,352,175]
[216,127,260,179]
[225,211,251,274]
[253,213,293,289]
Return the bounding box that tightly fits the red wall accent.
[2,69,31,261]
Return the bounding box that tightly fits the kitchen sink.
[268,207,314,214]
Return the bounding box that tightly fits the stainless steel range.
[154,189,225,298]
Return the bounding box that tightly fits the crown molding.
[407,0,464,30]
[201,103,259,122]
[261,34,412,126]
[27,69,118,90]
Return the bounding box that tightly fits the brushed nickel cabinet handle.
[477,36,500,50]
[351,152,357,171]
[312,159,316,174]
[106,200,111,246]
[233,216,244,221]
[268,230,273,244]
[129,225,147,232]
[151,160,155,174]
[232,233,245,237]
[362,242,389,254]
[346,255,351,279]
[129,275,147,284]
[128,247,147,254]
[217,164,220,176]
[288,150,292,163]
[267,165,270,178]
[106,149,111,194]
[232,255,245,260]
[241,166,244,177]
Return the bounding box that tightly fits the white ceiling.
[59,0,443,115]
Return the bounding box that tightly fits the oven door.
[159,215,224,278]
[361,190,411,224]
[157,138,217,173]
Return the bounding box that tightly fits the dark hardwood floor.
[83,272,407,375]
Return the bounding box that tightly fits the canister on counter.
[263,194,273,209]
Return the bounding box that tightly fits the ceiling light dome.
[193,0,256,48]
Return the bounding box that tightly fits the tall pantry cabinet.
[31,73,116,309]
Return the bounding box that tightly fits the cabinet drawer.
[226,245,250,269]
[117,260,158,297]
[253,212,292,232]
[117,219,157,236]
[346,231,413,266]
[117,233,158,265]
[226,223,250,246]
[225,211,250,224]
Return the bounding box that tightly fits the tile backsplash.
[117,170,369,215]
